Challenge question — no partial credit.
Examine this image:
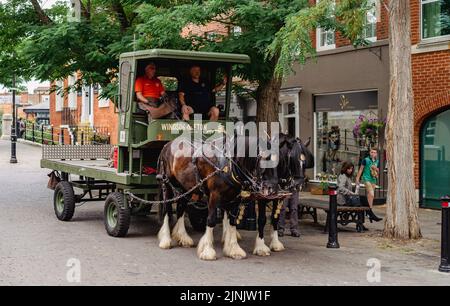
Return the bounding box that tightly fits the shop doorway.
[421,108,450,209]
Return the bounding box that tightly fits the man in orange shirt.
[135,63,173,119]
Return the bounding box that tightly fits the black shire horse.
[252,134,314,256]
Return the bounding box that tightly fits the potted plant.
[310,173,337,195]
[353,114,385,150]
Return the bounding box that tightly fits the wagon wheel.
[54,181,76,222]
[104,192,131,238]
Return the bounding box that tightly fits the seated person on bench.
[135,63,173,120]
[337,162,360,207]
[178,65,227,121]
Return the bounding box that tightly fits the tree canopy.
[0,0,371,121]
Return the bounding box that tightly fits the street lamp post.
[10,73,18,164]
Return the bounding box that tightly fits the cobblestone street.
[0,140,449,286]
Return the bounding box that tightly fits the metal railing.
[23,122,110,146]
[61,107,80,126]
[24,122,61,145]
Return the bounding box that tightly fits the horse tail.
[157,143,176,229]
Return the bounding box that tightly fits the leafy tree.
[0,0,39,87]
[20,0,138,96]
[2,0,369,123]
[136,0,370,126]
[0,0,67,88]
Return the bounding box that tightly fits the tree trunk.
[256,76,282,135]
[383,0,421,239]
[111,1,130,32]
[30,0,52,25]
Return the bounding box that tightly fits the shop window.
[422,0,450,40]
[315,110,380,179]
[421,109,450,208]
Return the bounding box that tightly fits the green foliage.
[0,0,41,87]
[268,0,373,78]
[137,0,310,83]
[0,0,371,109]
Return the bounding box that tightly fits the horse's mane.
[298,139,315,169]
[289,139,304,179]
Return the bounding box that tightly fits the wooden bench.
[299,199,371,233]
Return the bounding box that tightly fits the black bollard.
[327,184,340,249]
[439,196,450,273]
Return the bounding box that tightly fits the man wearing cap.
[178,65,227,121]
[135,63,173,119]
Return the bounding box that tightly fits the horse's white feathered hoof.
[253,237,271,257]
[236,230,242,241]
[198,246,217,261]
[158,215,172,249]
[159,238,172,249]
[270,231,285,252]
[172,215,194,248]
[223,225,245,259]
[270,241,285,252]
[197,227,216,260]
[177,235,194,248]
[225,242,247,260]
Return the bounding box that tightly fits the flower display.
[353,114,385,148]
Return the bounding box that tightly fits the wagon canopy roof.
[120,49,251,64]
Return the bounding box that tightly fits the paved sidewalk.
[0,140,449,286]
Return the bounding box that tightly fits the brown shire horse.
[252,134,314,256]
[156,135,278,260]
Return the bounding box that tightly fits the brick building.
[0,88,50,121]
[410,0,450,208]
[49,76,117,145]
[282,0,450,208]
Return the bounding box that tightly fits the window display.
[315,110,380,179]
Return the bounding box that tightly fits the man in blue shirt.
[178,65,227,121]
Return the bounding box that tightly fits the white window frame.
[362,0,378,42]
[97,85,110,108]
[421,0,450,41]
[316,0,336,51]
[279,89,301,138]
[55,80,64,112]
[231,26,242,36]
[41,95,50,104]
[68,74,77,109]
[316,27,336,51]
